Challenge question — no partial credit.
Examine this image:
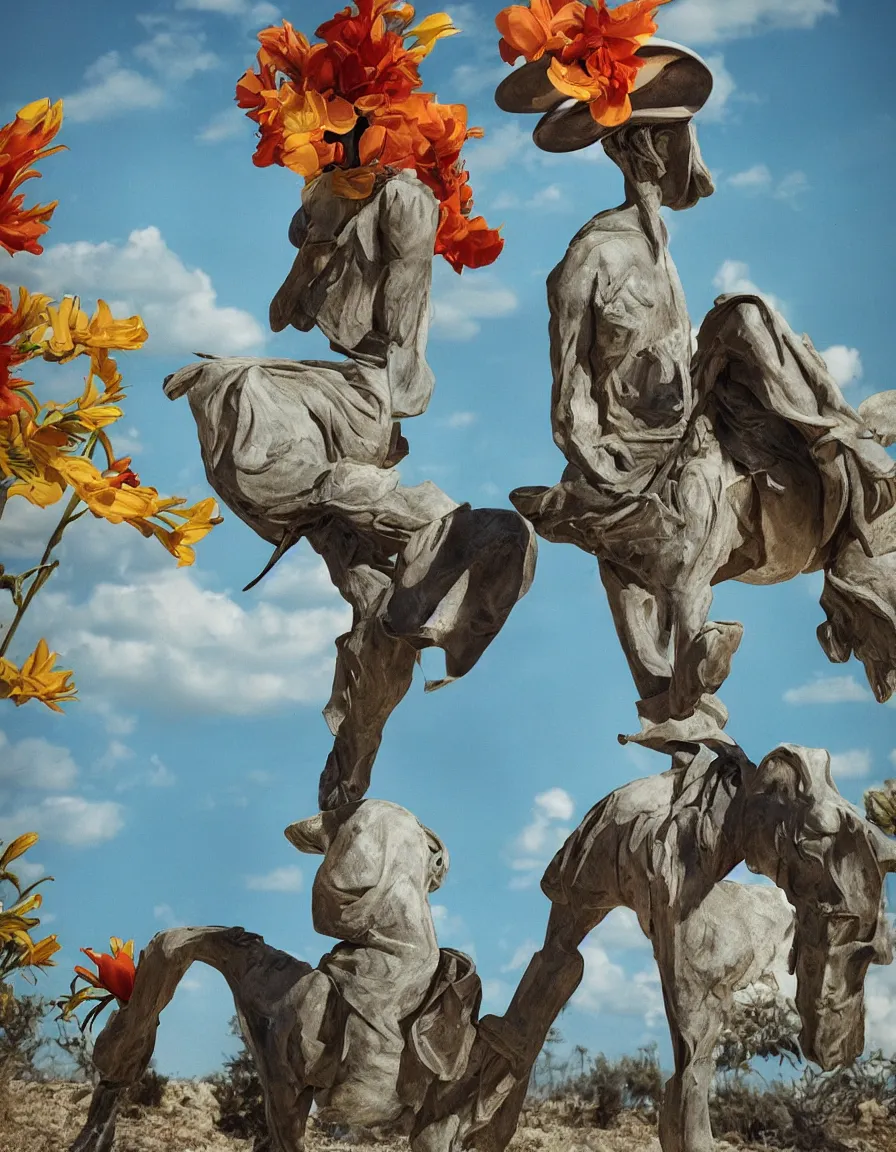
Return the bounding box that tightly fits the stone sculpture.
[422,742,896,1152]
[70,799,482,1152]
[500,43,896,746]
[164,169,536,809]
[69,6,896,1152]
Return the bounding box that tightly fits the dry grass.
[1,1082,895,1152]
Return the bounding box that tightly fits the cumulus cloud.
[783,675,872,705]
[508,788,575,889]
[432,272,519,341]
[493,183,568,212]
[14,227,265,356]
[177,0,279,16]
[62,52,165,123]
[774,171,809,203]
[698,55,737,123]
[245,866,303,893]
[597,907,651,951]
[727,165,773,191]
[821,345,863,389]
[37,563,349,716]
[0,731,78,790]
[134,30,219,82]
[574,939,664,1025]
[501,939,539,973]
[0,796,124,848]
[661,0,838,46]
[712,260,785,313]
[829,750,873,780]
[197,107,248,143]
[445,411,477,429]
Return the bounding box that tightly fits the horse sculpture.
[68,745,896,1152]
[419,742,896,1152]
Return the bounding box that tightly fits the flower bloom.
[74,937,136,1003]
[236,2,503,272]
[0,99,65,256]
[496,0,670,127]
[0,639,77,712]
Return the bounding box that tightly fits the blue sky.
[1,0,895,1078]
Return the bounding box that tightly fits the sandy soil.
[1,1082,895,1152]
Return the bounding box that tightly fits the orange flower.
[235,3,500,271]
[0,284,51,418]
[496,0,670,126]
[0,99,65,256]
[74,937,136,1003]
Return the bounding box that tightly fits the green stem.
[0,489,83,659]
[0,432,99,660]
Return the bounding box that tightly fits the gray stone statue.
[68,799,482,1152]
[164,169,536,808]
[426,742,896,1152]
[500,43,896,747]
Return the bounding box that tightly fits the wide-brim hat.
[495,39,713,153]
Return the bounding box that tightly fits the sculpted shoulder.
[548,209,655,300]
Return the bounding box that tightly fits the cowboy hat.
[495,39,713,153]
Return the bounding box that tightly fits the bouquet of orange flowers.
[237,0,503,272]
[496,0,669,128]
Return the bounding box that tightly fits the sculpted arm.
[548,241,639,487]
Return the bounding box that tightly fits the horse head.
[741,744,896,1070]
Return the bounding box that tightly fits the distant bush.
[208,1016,269,1148]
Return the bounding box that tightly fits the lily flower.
[73,937,136,1004]
[42,297,147,363]
[0,639,77,712]
[0,99,66,256]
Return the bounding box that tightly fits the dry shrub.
[208,1016,269,1148]
[547,1044,664,1129]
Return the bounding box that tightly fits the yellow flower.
[0,832,39,870]
[0,639,77,712]
[23,934,60,968]
[42,297,147,363]
[406,12,459,58]
[51,454,162,523]
[0,414,69,507]
[152,497,223,567]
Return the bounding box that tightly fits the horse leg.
[450,904,601,1152]
[654,934,725,1152]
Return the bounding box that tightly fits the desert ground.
[2,1081,896,1152]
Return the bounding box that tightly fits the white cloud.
[0,796,124,848]
[712,260,785,313]
[451,62,510,99]
[783,675,872,705]
[597,907,651,951]
[432,272,519,341]
[661,0,838,46]
[493,183,567,212]
[774,171,809,203]
[176,0,279,17]
[829,750,873,780]
[14,226,265,356]
[134,31,220,83]
[445,411,477,429]
[245,866,303,893]
[727,164,773,191]
[508,789,575,889]
[481,978,513,1011]
[197,107,248,144]
[821,345,863,389]
[148,754,177,788]
[62,52,165,124]
[153,903,181,927]
[0,731,78,790]
[574,939,663,1025]
[501,938,539,973]
[36,558,349,716]
[890,750,896,769]
[96,739,135,773]
[698,55,737,123]
[466,123,532,175]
